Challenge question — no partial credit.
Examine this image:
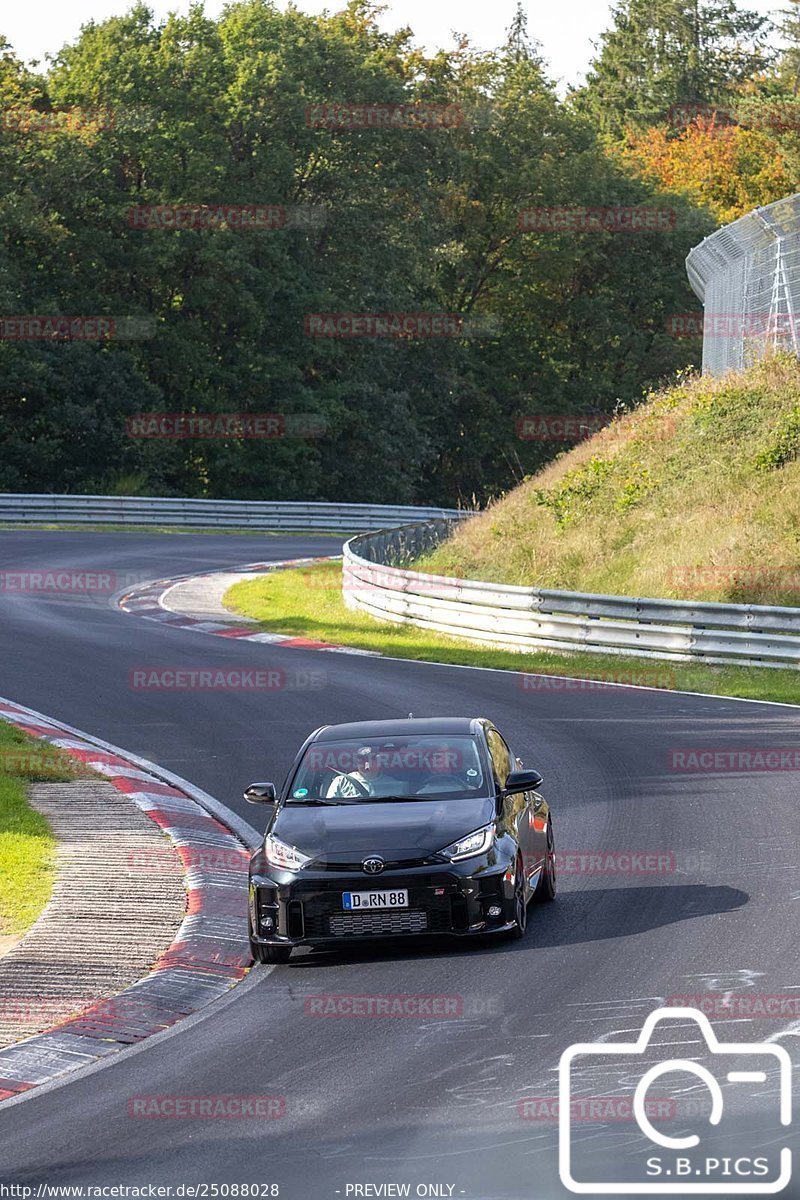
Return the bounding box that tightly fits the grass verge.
[0,724,86,937]
[422,357,800,607]
[225,561,800,706]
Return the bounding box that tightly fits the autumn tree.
[622,117,796,222]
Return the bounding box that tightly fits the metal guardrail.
[0,494,468,533]
[686,192,800,377]
[343,521,800,669]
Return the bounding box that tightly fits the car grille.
[328,910,429,936]
[302,894,456,939]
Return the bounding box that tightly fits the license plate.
[342,889,409,910]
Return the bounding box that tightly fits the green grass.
[421,356,800,608]
[225,561,800,706]
[0,724,84,937]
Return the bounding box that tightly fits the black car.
[245,716,556,963]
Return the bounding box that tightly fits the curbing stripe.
[0,696,256,1102]
[116,556,380,657]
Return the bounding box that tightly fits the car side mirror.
[504,769,543,795]
[243,781,277,805]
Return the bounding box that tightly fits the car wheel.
[508,856,528,939]
[251,941,292,964]
[533,820,557,903]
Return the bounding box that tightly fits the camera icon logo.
[559,1006,792,1194]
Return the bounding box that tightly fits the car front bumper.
[248,854,519,947]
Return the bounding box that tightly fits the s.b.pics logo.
[559,1007,792,1194]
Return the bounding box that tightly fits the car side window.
[486,729,512,787]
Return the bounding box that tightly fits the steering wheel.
[319,765,371,797]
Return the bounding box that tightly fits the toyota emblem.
[362,856,385,875]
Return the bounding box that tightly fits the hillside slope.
[422,357,800,606]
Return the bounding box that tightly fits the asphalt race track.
[1,530,799,1200]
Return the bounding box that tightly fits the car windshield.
[288,735,487,802]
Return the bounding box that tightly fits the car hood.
[273,797,496,861]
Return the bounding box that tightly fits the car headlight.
[439,824,495,862]
[264,833,312,871]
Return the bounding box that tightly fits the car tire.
[251,941,292,964]
[508,856,528,939]
[533,821,557,903]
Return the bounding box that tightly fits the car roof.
[313,717,484,742]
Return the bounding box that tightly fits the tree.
[575,0,773,138]
[0,1,714,506]
[622,116,796,222]
[504,2,541,64]
[779,0,800,94]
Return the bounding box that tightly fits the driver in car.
[325,746,410,799]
